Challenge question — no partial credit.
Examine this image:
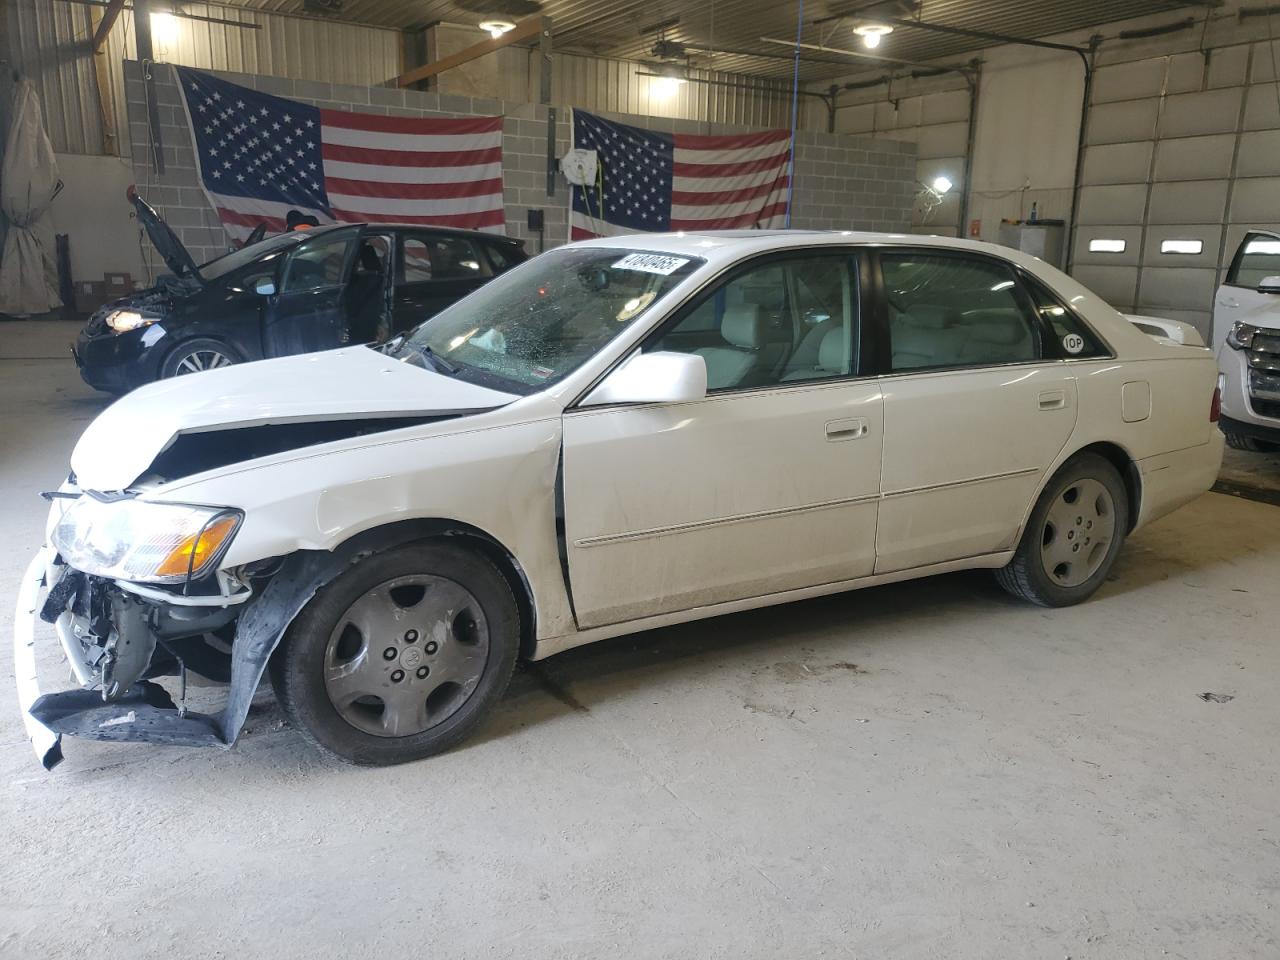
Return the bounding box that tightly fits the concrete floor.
[2,320,1278,959]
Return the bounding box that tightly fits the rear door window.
[400,233,493,284]
[882,252,1041,372]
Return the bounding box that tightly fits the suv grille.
[1247,332,1280,420]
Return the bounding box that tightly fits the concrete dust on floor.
[2,321,1279,960]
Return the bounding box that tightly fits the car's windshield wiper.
[393,338,459,376]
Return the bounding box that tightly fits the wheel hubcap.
[323,575,490,738]
[174,350,233,375]
[1040,477,1116,588]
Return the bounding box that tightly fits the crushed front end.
[15,486,262,769]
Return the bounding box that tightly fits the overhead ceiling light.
[853,23,893,49]
[652,75,686,97]
[151,11,180,47]
[931,175,953,194]
[479,19,516,39]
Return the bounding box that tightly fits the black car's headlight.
[1226,321,1257,351]
[105,309,163,334]
[51,498,242,583]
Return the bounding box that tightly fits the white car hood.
[70,347,518,491]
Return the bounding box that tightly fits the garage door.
[1070,42,1280,339]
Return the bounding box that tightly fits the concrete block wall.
[123,60,915,274]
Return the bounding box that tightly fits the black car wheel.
[160,338,241,378]
[271,542,520,765]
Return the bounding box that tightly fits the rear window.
[884,252,1040,372]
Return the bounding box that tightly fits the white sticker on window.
[612,253,690,275]
[1062,333,1085,355]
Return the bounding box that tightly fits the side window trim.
[871,246,1047,377]
[1012,268,1116,362]
[1225,230,1280,289]
[638,248,867,395]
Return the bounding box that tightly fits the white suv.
[1214,230,1280,452]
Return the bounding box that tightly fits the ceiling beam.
[393,15,544,89]
[91,0,125,53]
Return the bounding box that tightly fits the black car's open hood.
[130,190,204,284]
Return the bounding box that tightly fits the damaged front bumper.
[13,547,245,770]
[14,543,352,769]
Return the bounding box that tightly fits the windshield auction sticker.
[612,253,691,275]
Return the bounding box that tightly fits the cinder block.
[292,79,333,103]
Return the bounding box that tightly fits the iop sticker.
[612,253,690,275]
[1062,333,1085,355]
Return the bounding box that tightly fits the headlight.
[51,498,242,584]
[1226,321,1257,351]
[105,309,161,333]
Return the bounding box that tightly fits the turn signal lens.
[1210,374,1223,423]
[154,514,241,579]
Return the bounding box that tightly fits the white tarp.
[0,79,62,316]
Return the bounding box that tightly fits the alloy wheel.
[174,349,234,374]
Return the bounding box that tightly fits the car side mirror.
[1257,275,1280,295]
[254,279,277,296]
[580,351,707,407]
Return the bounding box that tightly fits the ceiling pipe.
[759,36,973,74]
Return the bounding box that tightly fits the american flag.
[569,109,791,240]
[175,66,505,242]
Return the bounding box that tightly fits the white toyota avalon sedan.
[15,230,1224,768]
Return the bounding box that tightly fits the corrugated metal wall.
[12,2,797,159]
[546,53,795,129]
[8,0,401,156]
[8,0,109,155]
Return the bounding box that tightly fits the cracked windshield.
[390,247,704,393]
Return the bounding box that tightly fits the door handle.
[1218,295,1239,309]
[1038,389,1067,411]
[826,417,868,441]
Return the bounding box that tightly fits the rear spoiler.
[1124,313,1205,347]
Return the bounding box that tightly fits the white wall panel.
[1148,180,1229,224]
[1082,141,1154,185]
[1158,89,1242,138]
[1087,99,1160,144]
[1229,178,1280,224]
[1077,184,1148,225]
[1152,134,1235,181]
[1137,266,1217,311]
[1071,265,1139,308]
[1236,130,1280,178]
[1091,59,1165,102]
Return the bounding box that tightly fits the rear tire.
[994,453,1130,607]
[272,542,520,765]
[1223,431,1280,453]
[160,337,241,378]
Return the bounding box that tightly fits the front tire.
[994,453,1130,607]
[1223,431,1280,453]
[273,542,519,765]
[160,337,240,378]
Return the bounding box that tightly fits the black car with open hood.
[73,193,527,394]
